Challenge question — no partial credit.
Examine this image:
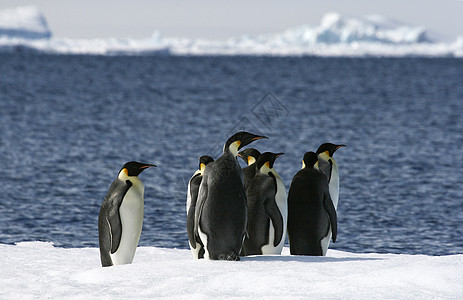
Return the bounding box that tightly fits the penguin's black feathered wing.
[323,187,337,242]
[318,158,333,182]
[193,172,208,246]
[187,173,202,249]
[98,178,132,261]
[266,172,284,247]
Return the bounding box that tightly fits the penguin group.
[97,131,345,266]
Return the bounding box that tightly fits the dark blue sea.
[1,53,462,256]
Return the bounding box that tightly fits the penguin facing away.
[186,155,214,259]
[238,148,262,189]
[192,131,268,260]
[287,152,337,256]
[98,161,156,267]
[316,143,345,210]
[241,152,287,256]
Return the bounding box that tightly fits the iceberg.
[1,242,462,298]
[0,8,462,56]
[0,6,51,39]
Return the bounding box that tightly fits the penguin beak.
[238,134,268,150]
[336,144,346,150]
[269,153,284,168]
[140,164,157,170]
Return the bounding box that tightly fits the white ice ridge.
[1,7,463,56]
[1,242,462,299]
[0,6,51,39]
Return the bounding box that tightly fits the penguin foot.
[217,252,240,261]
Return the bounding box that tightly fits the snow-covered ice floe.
[1,242,462,299]
[1,7,463,57]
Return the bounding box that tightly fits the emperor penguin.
[241,152,287,256]
[238,148,261,189]
[186,155,214,259]
[192,131,267,260]
[316,143,345,210]
[287,152,337,256]
[98,161,156,267]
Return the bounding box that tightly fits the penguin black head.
[199,155,214,171]
[302,152,318,169]
[256,152,284,171]
[120,161,157,177]
[224,131,268,156]
[316,143,346,157]
[238,148,262,166]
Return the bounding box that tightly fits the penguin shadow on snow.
[241,255,382,263]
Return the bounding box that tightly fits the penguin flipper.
[107,179,132,254]
[323,191,337,243]
[187,174,202,249]
[318,159,332,182]
[265,172,284,247]
[193,175,208,245]
[264,197,284,247]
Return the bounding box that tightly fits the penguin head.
[256,152,284,174]
[302,152,318,169]
[224,131,268,157]
[198,155,214,173]
[119,161,156,178]
[316,143,346,158]
[238,148,262,166]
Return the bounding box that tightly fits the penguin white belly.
[274,174,287,253]
[110,185,144,265]
[320,233,330,256]
[261,220,277,254]
[328,165,340,210]
[198,225,210,259]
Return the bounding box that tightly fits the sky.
[0,0,462,41]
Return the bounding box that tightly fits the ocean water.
[1,53,462,255]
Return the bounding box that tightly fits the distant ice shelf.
[0,7,462,56]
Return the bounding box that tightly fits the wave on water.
[0,7,462,57]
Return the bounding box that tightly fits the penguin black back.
[241,152,285,256]
[238,148,262,190]
[187,155,214,258]
[194,131,267,260]
[287,152,337,256]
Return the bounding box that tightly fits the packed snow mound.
[0,6,51,39]
[1,242,462,299]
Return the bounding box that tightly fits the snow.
[1,242,462,299]
[0,6,51,39]
[0,7,462,56]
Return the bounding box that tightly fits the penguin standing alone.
[287,152,337,256]
[241,152,287,256]
[98,161,156,267]
[192,131,267,260]
[186,155,214,259]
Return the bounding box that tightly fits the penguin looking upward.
[316,143,345,210]
[287,152,337,256]
[241,152,287,256]
[238,148,261,189]
[193,131,268,260]
[98,161,156,267]
[186,155,214,259]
